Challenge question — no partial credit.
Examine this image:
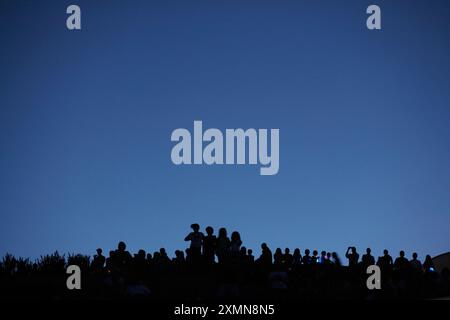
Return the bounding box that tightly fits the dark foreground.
[1,249,449,300]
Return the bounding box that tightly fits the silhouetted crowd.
[1,224,449,300]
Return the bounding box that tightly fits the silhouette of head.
[96,248,102,255]
[384,249,389,255]
[118,241,126,252]
[305,249,310,255]
[219,228,227,238]
[412,252,418,259]
[231,231,241,242]
[400,250,405,257]
[261,243,268,250]
[175,250,184,259]
[191,223,200,232]
[285,248,290,254]
[206,226,214,235]
[321,251,326,257]
[248,249,253,255]
[366,248,371,254]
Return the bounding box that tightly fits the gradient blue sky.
[1,0,449,262]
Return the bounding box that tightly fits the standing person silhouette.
[410,252,422,272]
[258,243,273,267]
[184,223,204,263]
[303,249,312,265]
[332,252,342,267]
[394,250,410,271]
[423,255,435,273]
[319,251,327,264]
[230,231,242,258]
[202,226,217,264]
[362,248,375,268]
[345,246,359,267]
[292,248,302,266]
[115,242,132,268]
[91,248,106,273]
[284,248,294,266]
[247,249,255,263]
[377,249,394,280]
[216,227,230,264]
[377,249,393,270]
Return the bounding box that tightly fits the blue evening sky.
[1,0,449,261]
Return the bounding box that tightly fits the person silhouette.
[91,248,105,272]
[202,226,217,264]
[247,249,255,263]
[133,249,146,262]
[184,223,204,262]
[115,241,132,272]
[230,231,242,257]
[239,246,247,258]
[185,248,191,263]
[284,248,293,266]
[153,251,161,263]
[377,249,393,275]
[216,227,230,264]
[423,255,435,273]
[258,243,273,266]
[410,252,422,272]
[293,248,302,266]
[312,250,319,264]
[135,249,146,259]
[133,249,147,279]
[303,249,312,265]
[331,252,341,267]
[274,248,283,266]
[173,250,186,265]
[394,250,410,271]
[325,252,332,265]
[345,247,359,267]
[362,248,375,267]
[320,251,327,264]
[105,250,116,273]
